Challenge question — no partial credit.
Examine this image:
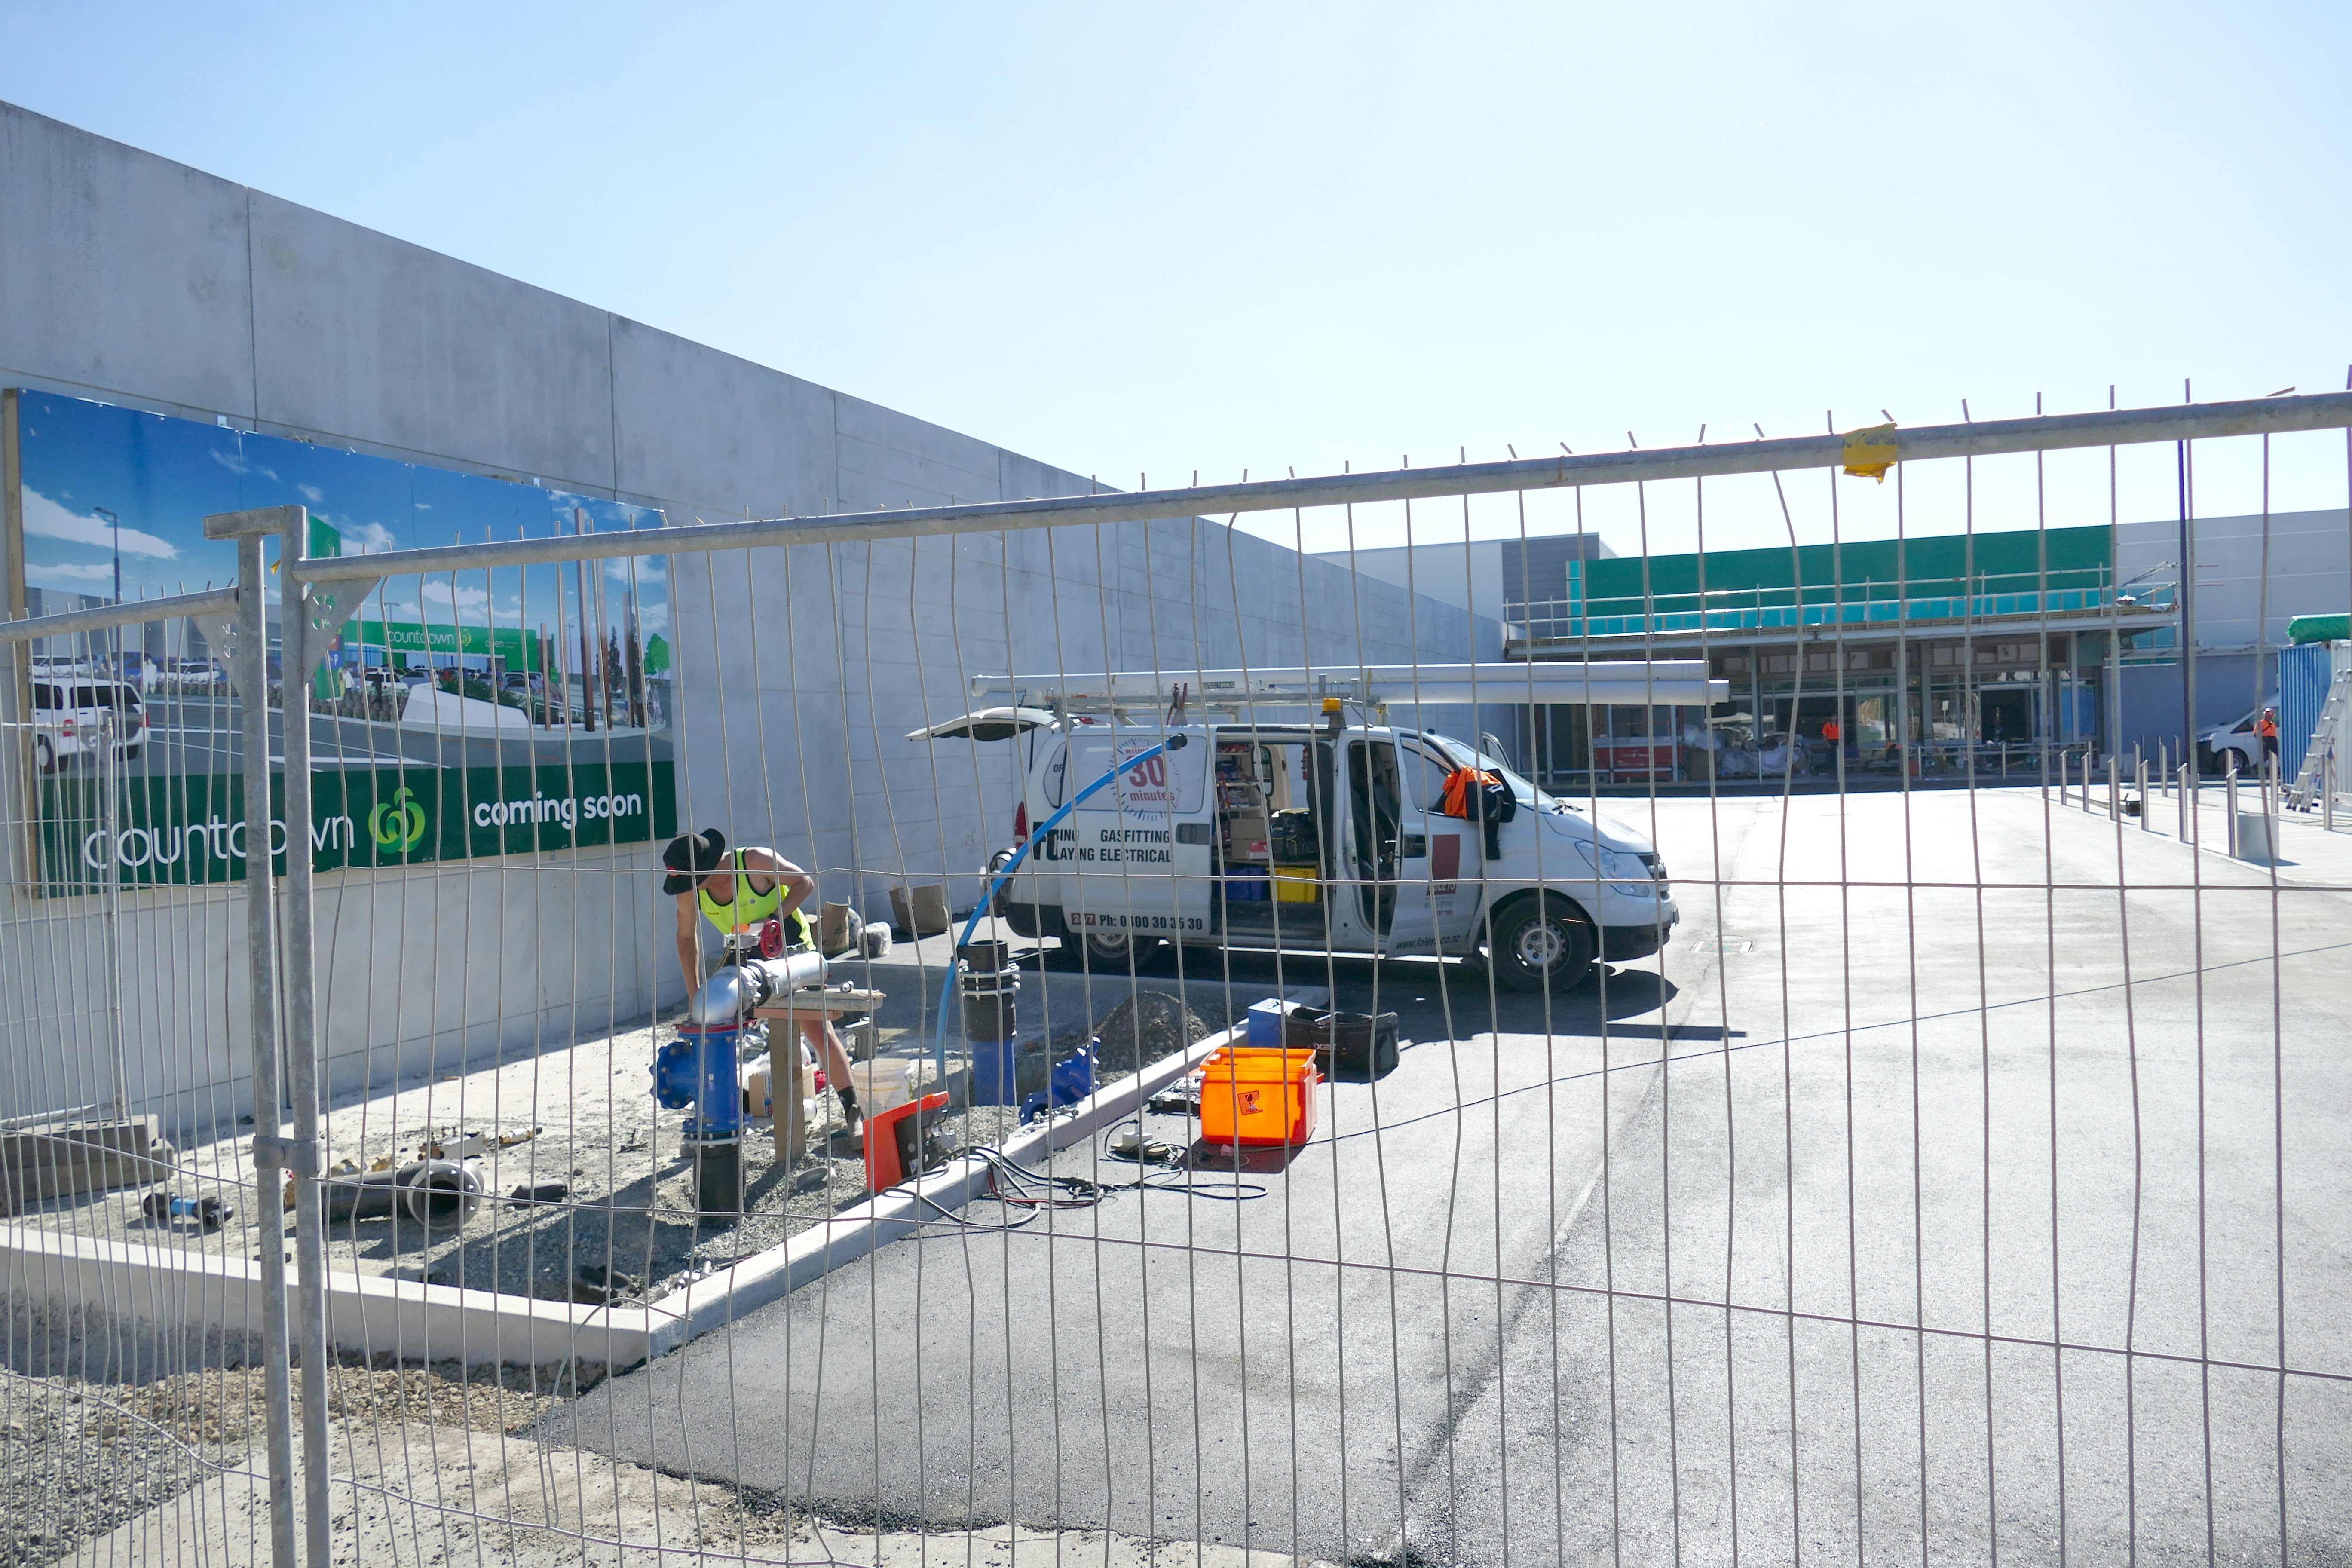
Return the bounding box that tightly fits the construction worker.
[2259,707,2280,772]
[662,829,861,1137]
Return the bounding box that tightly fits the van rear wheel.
[1077,929,1169,973]
[1484,896,1596,994]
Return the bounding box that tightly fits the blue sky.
[3,2,2347,560]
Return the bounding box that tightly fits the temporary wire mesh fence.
[2,390,2349,1566]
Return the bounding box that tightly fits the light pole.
[92,507,121,674]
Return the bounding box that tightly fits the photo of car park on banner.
[6,390,676,891]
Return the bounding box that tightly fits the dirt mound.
[1090,992,1210,1078]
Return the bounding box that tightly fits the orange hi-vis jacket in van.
[1441,766,1503,819]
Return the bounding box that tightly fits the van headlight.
[1571,840,1655,890]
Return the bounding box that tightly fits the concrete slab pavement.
[1437,787,2352,1566]
[547,790,2352,1565]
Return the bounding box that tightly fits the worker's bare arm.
[673,893,701,995]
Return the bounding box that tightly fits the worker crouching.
[664,828,864,1141]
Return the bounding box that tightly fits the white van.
[29,679,148,774]
[916,663,1716,992]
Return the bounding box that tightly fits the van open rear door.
[1057,729,1213,944]
[903,706,1056,742]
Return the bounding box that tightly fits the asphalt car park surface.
[554,790,2352,1566]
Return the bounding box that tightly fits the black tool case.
[1281,1007,1401,1081]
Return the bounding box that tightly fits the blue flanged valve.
[650,1037,700,1111]
[652,1022,746,1219]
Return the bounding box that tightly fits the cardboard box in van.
[1222,810,1271,862]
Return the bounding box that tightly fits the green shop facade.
[1507,524,2178,784]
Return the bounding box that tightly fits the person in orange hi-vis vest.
[2258,707,2280,772]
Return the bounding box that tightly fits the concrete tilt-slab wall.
[0,100,1496,1136]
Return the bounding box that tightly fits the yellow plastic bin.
[1272,864,1320,903]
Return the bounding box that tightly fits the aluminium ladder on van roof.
[2286,664,2352,811]
[969,660,1727,715]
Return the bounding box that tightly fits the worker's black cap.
[660,828,727,896]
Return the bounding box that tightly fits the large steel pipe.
[685,952,830,1026]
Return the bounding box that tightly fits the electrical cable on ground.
[909,1138,1270,1235]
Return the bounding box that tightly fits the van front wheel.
[1484,896,1596,994]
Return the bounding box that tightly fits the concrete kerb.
[0,1221,652,1366]
[0,1022,1242,1375]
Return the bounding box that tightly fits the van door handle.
[1400,835,1427,858]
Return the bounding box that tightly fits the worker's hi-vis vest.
[697,852,812,949]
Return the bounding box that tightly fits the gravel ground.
[8,995,1216,1317]
[0,1366,213,1568]
[62,1415,1344,1567]
[0,1298,598,1568]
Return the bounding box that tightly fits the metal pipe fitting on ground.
[321,1160,484,1229]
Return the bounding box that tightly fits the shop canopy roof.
[972,662,1728,713]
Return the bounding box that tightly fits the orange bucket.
[1198,1047,1320,1146]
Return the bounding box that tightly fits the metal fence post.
[208,508,299,1568]
[2226,760,2240,857]
[98,707,127,1117]
[277,508,334,1568]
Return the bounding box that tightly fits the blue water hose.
[932,735,1188,1083]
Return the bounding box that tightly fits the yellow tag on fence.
[1842,423,1899,481]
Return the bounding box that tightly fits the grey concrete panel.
[836,434,997,510]
[833,393,1002,496]
[997,448,1098,506]
[0,102,255,416]
[609,317,838,519]
[247,192,616,489]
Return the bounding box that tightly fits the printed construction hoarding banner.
[7,388,679,893]
[37,760,677,892]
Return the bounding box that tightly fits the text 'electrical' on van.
[914,662,1722,992]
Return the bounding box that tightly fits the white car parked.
[29,679,148,775]
[2198,692,2282,775]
